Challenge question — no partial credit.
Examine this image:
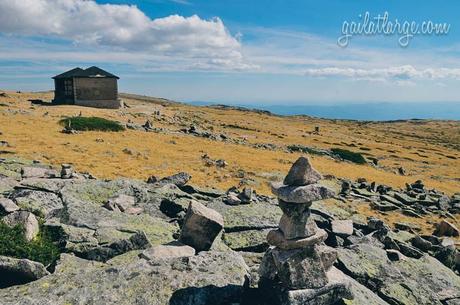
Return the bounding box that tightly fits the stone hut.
[52,66,122,109]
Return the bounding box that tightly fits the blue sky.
[1,0,460,105]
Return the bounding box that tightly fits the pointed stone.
[271,183,335,204]
[284,157,322,186]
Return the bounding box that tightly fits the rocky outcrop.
[0,252,249,305]
[0,157,459,305]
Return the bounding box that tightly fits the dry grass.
[0,90,459,237]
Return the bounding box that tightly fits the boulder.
[433,220,459,237]
[2,211,39,241]
[283,157,322,186]
[179,200,224,252]
[0,197,19,214]
[0,256,49,289]
[10,188,63,218]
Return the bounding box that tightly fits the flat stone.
[331,219,353,236]
[20,166,57,179]
[179,200,224,252]
[267,228,328,250]
[271,183,335,204]
[433,220,459,237]
[370,200,399,212]
[393,192,416,205]
[2,211,39,241]
[380,195,403,207]
[139,241,195,260]
[283,157,322,186]
[157,172,191,187]
[280,281,353,305]
[0,197,19,214]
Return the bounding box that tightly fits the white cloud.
[0,0,247,69]
[305,65,460,81]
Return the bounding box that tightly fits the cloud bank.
[0,0,248,69]
[305,65,460,81]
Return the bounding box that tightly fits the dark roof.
[53,66,119,79]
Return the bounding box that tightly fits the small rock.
[238,187,253,204]
[215,159,227,168]
[283,156,322,186]
[331,220,354,237]
[104,194,135,212]
[0,198,19,214]
[411,235,432,252]
[433,220,459,237]
[398,167,406,176]
[2,211,39,241]
[158,172,191,186]
[60,164,74,179]
[146,175,158,184]
[224,193,242,205]
[386,249,406,261]
[367,217,389,233]
[179,200,224,252]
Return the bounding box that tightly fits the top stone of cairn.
[283,156,322,186]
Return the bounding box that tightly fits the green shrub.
[287,145,328,156]
[331,148,367,164]
[59,116,125,132]
[0,222,60,266]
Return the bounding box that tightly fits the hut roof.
[53,66,119,79]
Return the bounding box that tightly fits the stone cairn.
[259,156,353,305]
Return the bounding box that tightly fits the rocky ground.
[0,158,459,305]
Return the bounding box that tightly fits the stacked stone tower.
[259,156,353,305]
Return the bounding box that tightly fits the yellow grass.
[0,90,459,237]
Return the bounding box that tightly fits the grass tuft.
[331,148,367,164]
[0,222,60,266]
[59,116,125,132]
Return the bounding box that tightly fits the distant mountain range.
[189,101,460,121]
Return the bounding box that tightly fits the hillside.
[0,90,459,237]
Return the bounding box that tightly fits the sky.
[1,0,460,105]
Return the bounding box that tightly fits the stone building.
[52,66,122,109]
